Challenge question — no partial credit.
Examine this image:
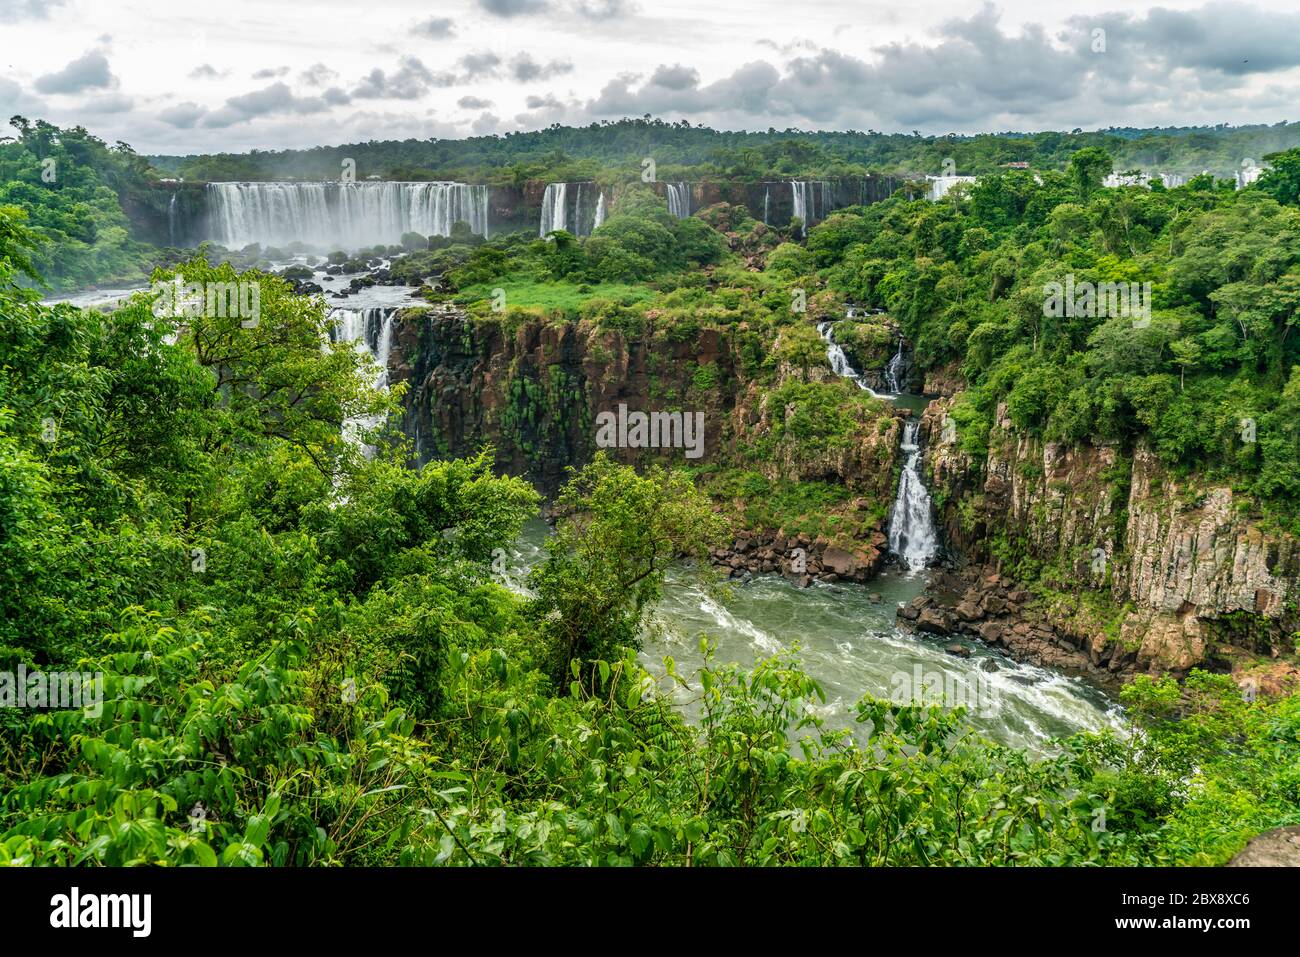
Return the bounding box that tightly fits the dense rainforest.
[2,115,1300,867]
[149,116,1300,185]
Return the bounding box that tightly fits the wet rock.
[1227,826,1300,866]
[917,608,953,635]
[944,643,971,658]
[821,546,858,577]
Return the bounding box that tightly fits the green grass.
[455,276,656,316]
[687,465,887,543]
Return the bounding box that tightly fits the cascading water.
[539,182,567,237]
[762,186,770,226]
[884,337,908,393]
[540,182,603,237]
[820,312,938,570]
[206,181,489,249]
[330,305,396,456]
[168,192,178,247]
[817,320,883,398]
[790,181,832,236]
[495,302,1121,750]
[887,419,939,571]
[666,182,692,218]
[927,175,977,201]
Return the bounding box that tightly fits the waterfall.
[817,320,883,398]
[666,183,692,219]
[539,182,568,237]
[887,420,939,571]
[927,175,977,201]
[330,306,397,456]
[789,181,833,235]
[822,311,939,572]
[206,181,489,249]
[791,182,808,235]
[539,182,603,237]
[884,337,908,394]
[168,192,178,246]
[762,186,770,226]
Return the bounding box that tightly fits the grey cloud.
[35,51,115,94]
[458,95,494,109]
[471,111,503,134]
[299,63,339,86]
[0,77,45,116]
[79,92,133,114]
[251,66,290,80]
[576,0,636,19]
[525,93,564,109]
[352,57,436,99]
[478,0,550,17]
[1065,2,1300,77]
[202,82,346,128]
[509,53,573,82]
[648,64,699,91]
[157,102,208,129]
[580,3,1300,135]
[413,16,456,37]
[189,64,228,80]
[0,0,66,18]
[460,52,503,78]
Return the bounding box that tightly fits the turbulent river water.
[505,521,1123,754]
[503,317,1124,754]
[49,275,1125,754]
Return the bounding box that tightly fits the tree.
[1067,146,1113,201]
[527,453,728,681]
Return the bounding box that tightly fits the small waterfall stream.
[887,419,939,571]
[666,183,692,218]
[816,320,883,397]
[820,313,937,571]
[330,305,397,455]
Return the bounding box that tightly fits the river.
[502,315,1124,754]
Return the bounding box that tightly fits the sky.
[2,0,1300,154]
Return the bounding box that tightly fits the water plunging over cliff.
[540,182,605,238]
[206,182,489,249]
[666,183,692,218]
[539,183,567,236]
[816,320,883,398]
[821,316,938,571]
[331,305,396,455]
[790,181,831,236]
[884,337,909,393]
[887,419,939,571]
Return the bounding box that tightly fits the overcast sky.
[3,0,1299,154]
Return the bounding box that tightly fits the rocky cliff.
[389,307,901,581]
[916,395,1300,677]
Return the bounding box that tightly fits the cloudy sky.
[2,0,1299,154]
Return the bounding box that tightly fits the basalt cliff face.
[916,395,1300,679]
[389,308,901,581]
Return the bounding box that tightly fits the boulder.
[1227,827,1300,867]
